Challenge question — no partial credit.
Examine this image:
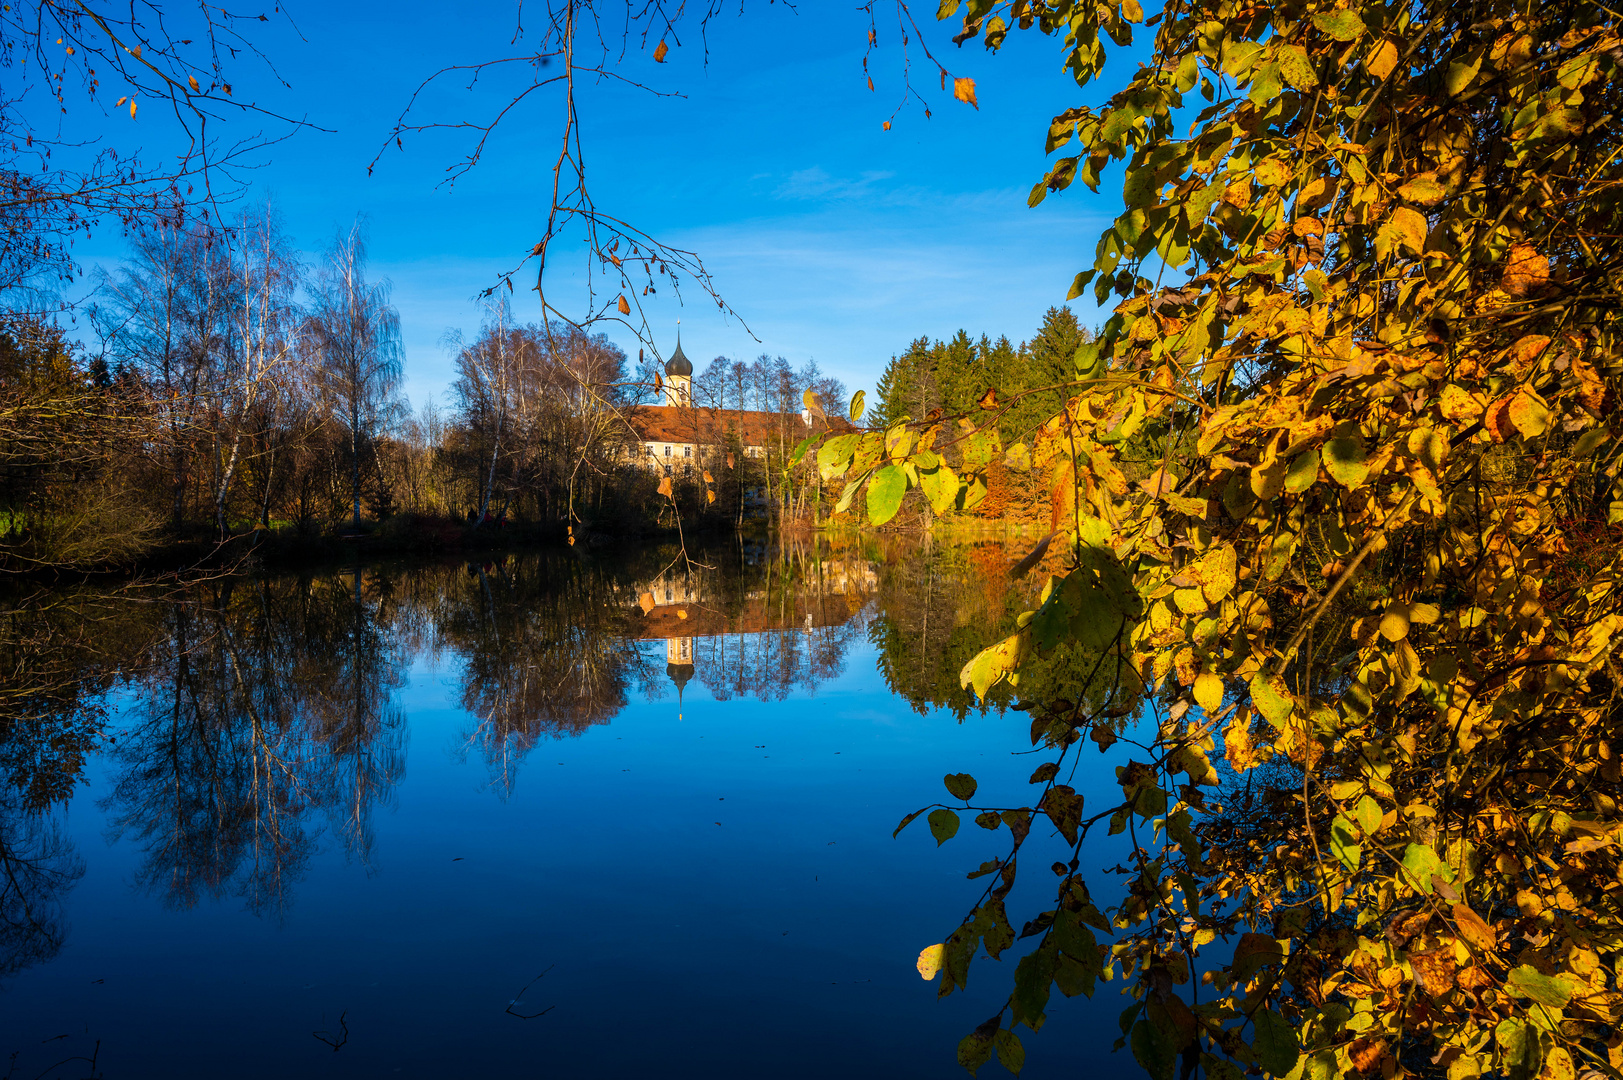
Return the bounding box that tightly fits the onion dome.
[664,331,693,377]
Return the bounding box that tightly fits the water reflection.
[0,534,1067,982]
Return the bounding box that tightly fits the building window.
[683,445,692,458]
[663,445,671,458]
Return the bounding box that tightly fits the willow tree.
[816,1,1623,1077]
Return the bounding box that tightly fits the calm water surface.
[3,540,1137,1078]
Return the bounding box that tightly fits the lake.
[2,538,1139,1078]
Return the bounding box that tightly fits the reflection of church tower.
[663,327,693,408]
[666,636,694,717]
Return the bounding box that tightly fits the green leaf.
[1399,842,1448,892]
[1249,673,1294,727]
[928,808,961,846]
[994,1029,1025,1074]
[1445,54,1482,96]
[866,464,908,525]
[789,435,817,466]
[944,772,978,801]
[1252,1009,1300,1077]
[1285,449,1319,493]
[1311,9,1365,40]
[816,433,860,480]
[1075,340,1106,379]
[1506,964,1574,1009]
[1330,813,1361,872]
[1354,795,1382,836]
[1277,44,1317,90]
[920,464,960,515]
[1131,1020,1177,1080]
[957,1020,997,1077]
[1495,1017,1529,1066]
[1323,435,1369,488]
[848,389,866,422]
[1012,946,1057,1031]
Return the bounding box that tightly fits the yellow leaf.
[1396,175,1444,206]
[1367,39,1399,79]
[1379,604,1411,642]
[706,489,716,504]
[653,38,669,62]
[1507,392,1550,438]
[917,943,945,980]
[1390,206,1427,254]
[1224,709,1259,772]
[617,294,630,315]
[1193,672,1224,713]
[953,77,978,109]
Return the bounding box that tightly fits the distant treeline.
[871,306,1091,438]
[0,207,858,569]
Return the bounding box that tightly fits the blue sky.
[74,3,1129,410]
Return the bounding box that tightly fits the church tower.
[663,327,693,408]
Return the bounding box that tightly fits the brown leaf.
[1408,945,1456,996]
[1008,533,1056,579]
[953,76,978,109]
[1503,244,1548,297]
[653,38,669,62]
[1348,1037,1387,1074]
[978,387,998,410]
[1385,910,1431,948]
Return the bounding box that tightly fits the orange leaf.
[1451,903,1497,952]
[1367,39,1399,79]
[657,476,673,499]
[953,77,978,109]
[1510,334,1551,371]
[617,294,630,315]
[1484,396,1515,443]
[187,75,199,92]
[978,387,998,410]
[653,38,669,62]
[638,591,656,614]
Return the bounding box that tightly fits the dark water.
[2,539,1137,1078]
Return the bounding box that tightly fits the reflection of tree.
[101,571,407,917]
[0,790,83,980]
[869,541,1108,719]
[434,554,650,795]
[0,585,159,980]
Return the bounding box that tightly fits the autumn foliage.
[829,0,1623,1076]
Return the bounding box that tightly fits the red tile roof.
[625,406,856,448]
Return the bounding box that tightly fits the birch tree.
[305,224,403,531]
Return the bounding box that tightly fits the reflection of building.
[630,560,877,708]
[624,329,856,472]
